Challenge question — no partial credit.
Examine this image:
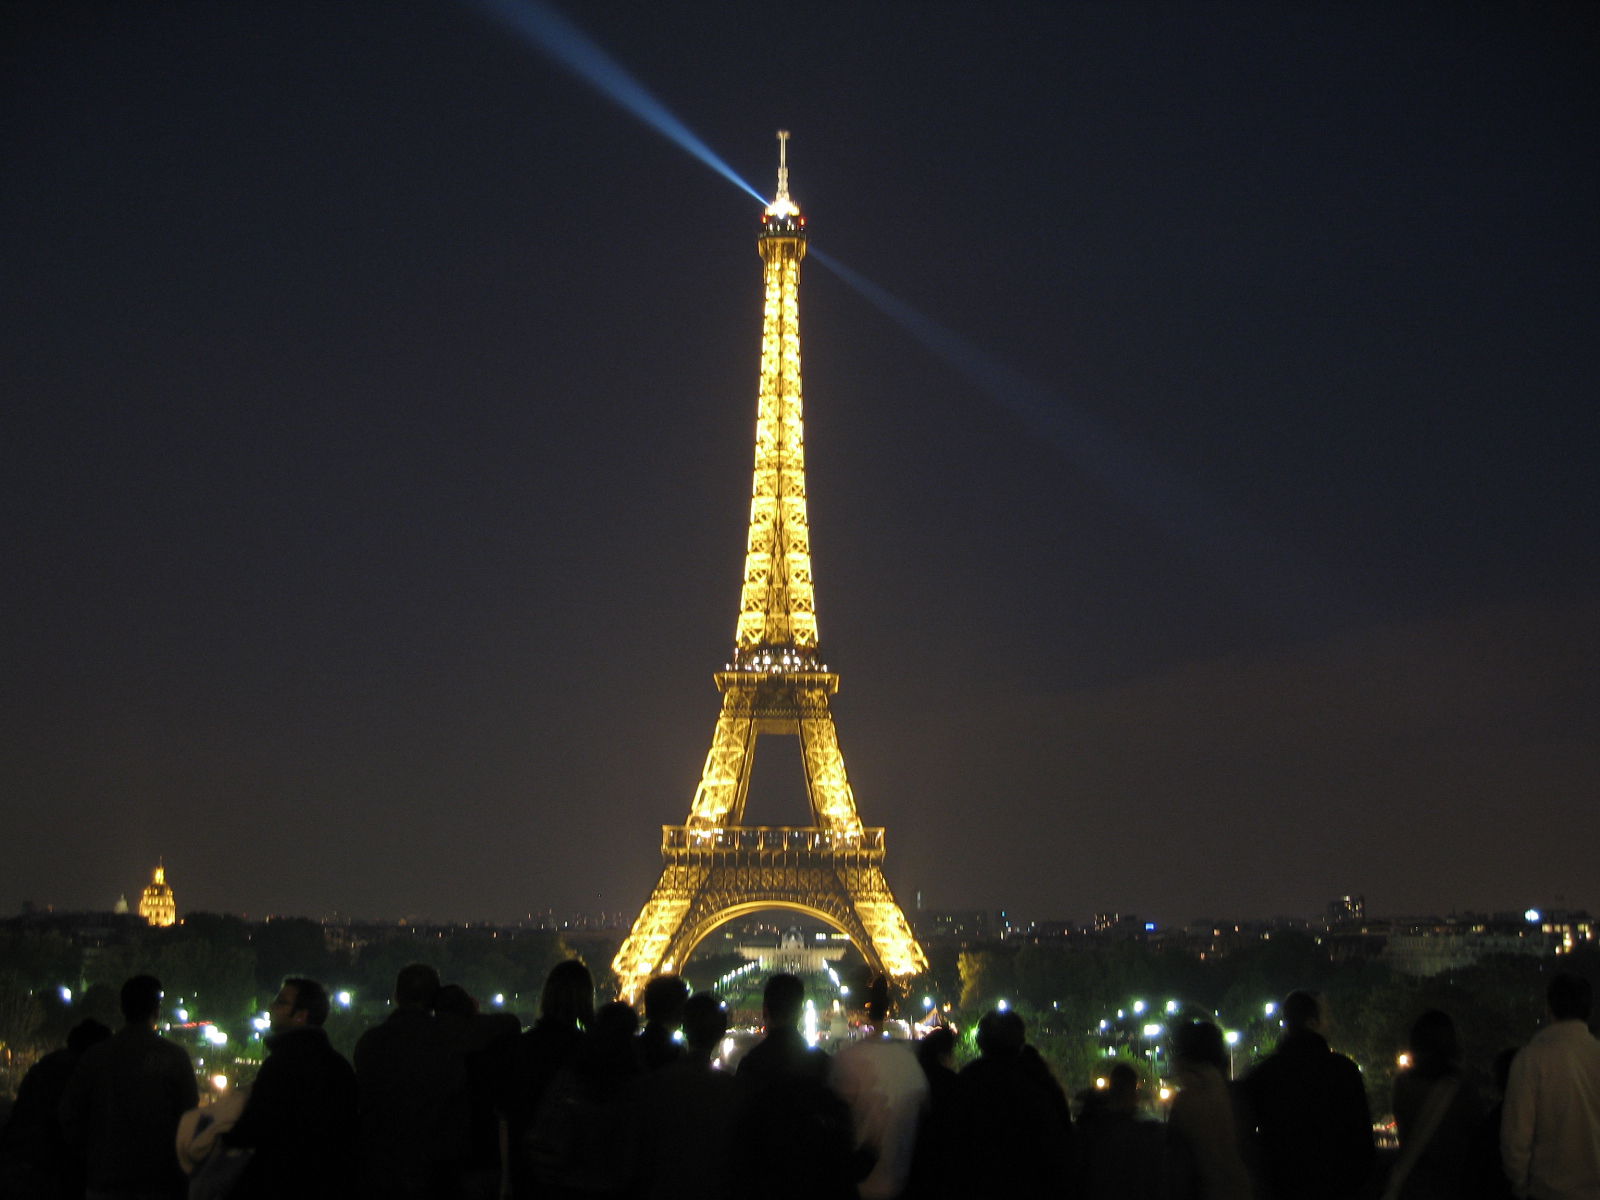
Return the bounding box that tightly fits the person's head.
[918,1025,956,1074]
[1281,990,1321,1034]
[271,977,332,1030]
[1407,1009,1460,1078]
[1547,973,1593,1022]
[1173,1020,1227,1074]
[67,1018,112,1054]
[394,963,441,1011]
[975,1008,1026,1059]
[863,975,891,1028]
[643,974,689,1027]
[593,999,640,1040]
[433,984,478,1019]
[681,992,728,1055]
[762,973,805,1029]
[540,959,595,1028]
[119,975,163,1027]
[1106,1062,1140,1113]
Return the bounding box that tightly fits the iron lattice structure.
[613,134,927,1001]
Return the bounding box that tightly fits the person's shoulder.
[154,1032,193,1062]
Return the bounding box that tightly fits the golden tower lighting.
[613,132,927,1002]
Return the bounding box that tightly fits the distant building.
[736,927,847,974]
[916,909,992,944]
[137,863,176,927]
[1326,894,1365,925]
[1382,927,1552,976]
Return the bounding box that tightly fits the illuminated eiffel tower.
[613,133,927,1002]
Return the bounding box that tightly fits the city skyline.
[4,3,1597,927]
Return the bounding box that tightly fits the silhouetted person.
[1167,1021,1251,1200]
[732,972,855,1200]
[952,1007,1075,1198]
[435,983,522,1200]
[0,1017,110,1199]
[526,1000,642,1198]
[905,1026,960,1200]
[638,975,688,1072]
[1387,1009,1483,1199]
[353,962,469,1200]
[1465,1048,1519,1200]
[223,976,359,1199]
[1076,1061,1161,1200]
[736,972,829,1085]
[1501,972,1600,1199]
[60,974,198,1200]
[511,958,594,1196]
[831,975,930,1200]
[1240,990,1374,1200]
[631,992,738,1200]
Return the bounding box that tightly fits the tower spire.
[766,129,800,219]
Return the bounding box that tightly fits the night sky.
[4,2,1596,930]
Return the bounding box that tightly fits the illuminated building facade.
[138,863,176,927]
[613,133,927,1001]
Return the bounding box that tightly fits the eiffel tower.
[612,133,927,1002]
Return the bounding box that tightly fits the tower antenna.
[775,129,791,205]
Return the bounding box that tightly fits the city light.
[59,985,72,1003]
[1132,1000,1146,1015]
[336,991,352,1008]
[997,999,1009,1012]
[211,1074,229,1091]
[1264,1002,1277,1017]
[1224,1030,1241,1046]
[1143,1024,1163,1038]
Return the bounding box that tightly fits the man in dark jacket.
[353,962,468,1200]
[224,976,358,1199]
[1241,990,1375,1200]
[0,1017,110,1198]
[60,974,198,1200]
[951,1008,1076,1198]
[732,974,854,1200]
[735,973,828,1086]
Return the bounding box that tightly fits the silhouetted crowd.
[1,963,1597,1199]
